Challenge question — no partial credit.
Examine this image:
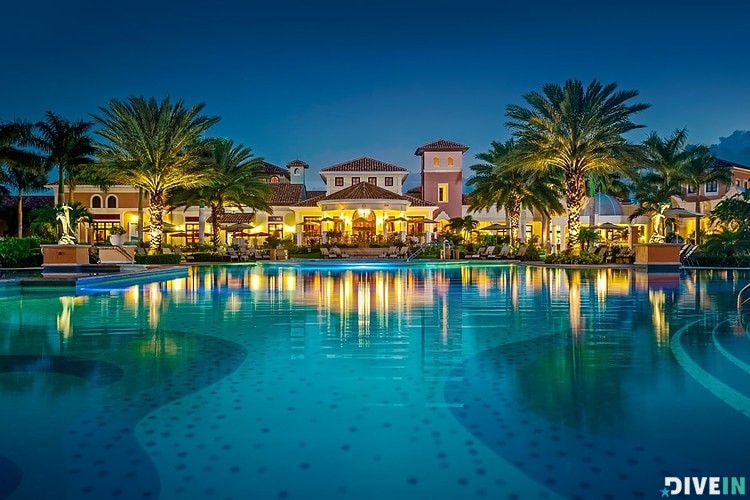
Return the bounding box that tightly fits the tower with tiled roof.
[415,139,469,218]
[286,159,309,185]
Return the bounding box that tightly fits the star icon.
[660,487,670,497]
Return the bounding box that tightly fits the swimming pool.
[1,263,749,499]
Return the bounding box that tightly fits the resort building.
[45,140,750,249]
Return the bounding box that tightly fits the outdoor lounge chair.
[514,245,528,259]
[682,245,699,266]
[490,245,510,259]
[468,246,487,259]
[332,247,350,258]
[227,248,240,262]
[320,247,336,259]
[388,246,402,259]
[383,246,398,258]
[397,246,409,259]
[482,246,496,259]
[615,249,635,264]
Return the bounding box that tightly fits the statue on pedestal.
[56,203,77,245]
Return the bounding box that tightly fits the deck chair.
[482,246,496,259]
[332,247,350,258]
[227,248,240,262]
[397,246,409,259]
[469,246,486,259]
[514,245,528,259]
[388,246,402,259]
[383,246,397,258]
[320,247,335,259]
[491,245,510,259]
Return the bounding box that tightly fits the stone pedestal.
[634,243,681,271]
[41,244,92,265]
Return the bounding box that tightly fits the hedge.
[544,251,603,265]
[0,237,43,267]
[134,254,182,265]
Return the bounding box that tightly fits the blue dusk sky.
[2,0,750,190]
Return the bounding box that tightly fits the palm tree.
[681,146,731,244]
[169,139,272,247]
[506,79,648,254]
[0,121,46,236]
[93,96,219,253]
[31,112,94,203]
[467,139,563,242]
[631,129,714,242]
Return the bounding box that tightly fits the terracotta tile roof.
[222,212,255,223]
[415,139,469,155]
[294,193,326,208]
[404,194,434,207]
[293,182,437,208]
[0,195,54,209]
[716,158,750,171]
[405,186,422,196]
[261,161,290,179]
[320,157,408,173]
[286,159,309,168]
[306,190,326,198]
[269,184,306,206]
[269,184,306,205]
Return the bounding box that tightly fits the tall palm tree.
[467,139,563,242]
[31,112,94,203]
[93,96,219,253]
[169,139,272,246]
[0,121,46,236]
[506,79,648,254]
[681,146,731,244]
[632,129,715,242]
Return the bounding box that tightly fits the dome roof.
[583,193,624,216]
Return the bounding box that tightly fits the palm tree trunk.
[694,198,701,245]
[541,212,549,248]
[17,192,24,238]
[566,171,586,255]
[58,165,65,204]
[210,203,224,247]
[148,191,165,253]
[509,202,521,242]
[137,188,144,243]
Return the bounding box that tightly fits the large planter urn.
[634,243,681,271]
[110,234,124,246]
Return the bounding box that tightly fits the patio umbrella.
[170,231,188,238]
[421,218,437,224]
[320,217,335,222]
[232,231,254,237]
[225,222,254,231]
[144,221,179,233]
[595,222,625,230]
[251,231,271,237]
[479,223,506,231]
[663,207,703,218]
[391,217,407,222]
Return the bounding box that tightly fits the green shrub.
[0,237,43,267]
[134,254,182,265]
[518,244,544,261]
[191,253,229,262]
[544,251,603,265]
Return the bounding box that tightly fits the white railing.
[738,283,750,325]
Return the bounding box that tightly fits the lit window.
[433,157,440,167]
[335,177,344,187]
[270,176,280,183]
[705,180,718,193]
[352,177,360,185]
[106,195,118,208]
[368,177,377,185]
[438,183,448,203]
[91,195,102,208]
[385,177,394,186]
[687,185,695,194]
[447,157,454,166]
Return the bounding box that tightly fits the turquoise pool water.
[1,263,749,499]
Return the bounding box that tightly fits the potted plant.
[109,225,126,246]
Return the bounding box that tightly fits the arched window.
[270,176,280,183]
[91,195,102,208]
[294,168,299,175]
[433,157,440,166]
[106,195,118,208]
[447,157,454,166]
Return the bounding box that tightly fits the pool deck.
[2,265,189,292]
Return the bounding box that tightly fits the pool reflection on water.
[0,264,749,499]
